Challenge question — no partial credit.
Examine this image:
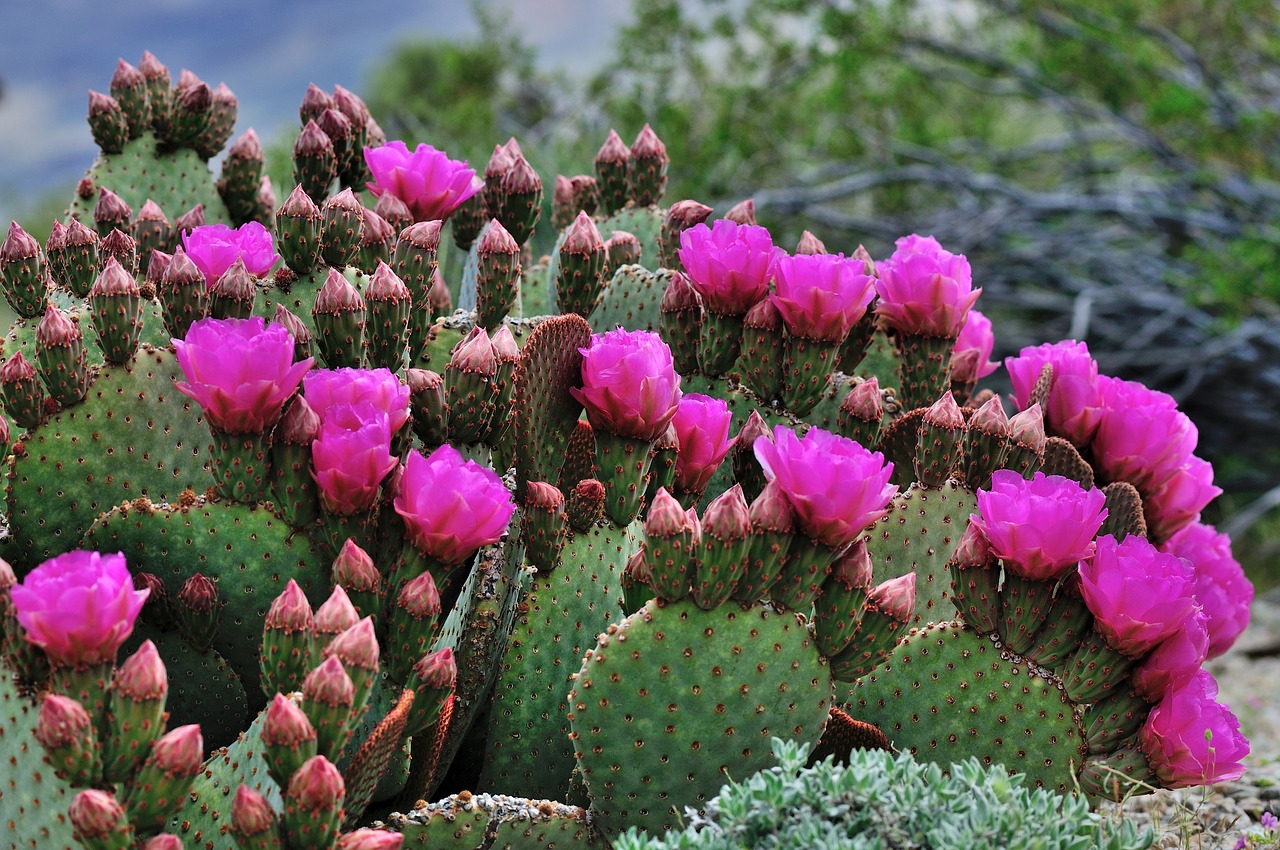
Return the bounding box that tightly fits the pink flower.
[677,219,783,315]
[952,309,998,381]
[768,253,876,342]
[1004,340,1103,448]
[364,141,480,222]
[394,445,516,565]
[1139,669,1249,788]
[10,550,148,666]
[1132,609,1209,703]
[303,367,411,434]
[1162,521,1253,658]
[874,234,980,338]
[311,403,397,516]
[180,222,280,287]
[174,316,313,434]
[1078,534,1199,657]
[1092,376,1198,493]
[971,470,1108,581]
[753,425,898,549]
[671,393,736,494]
[569,328,682,443]
[1144,456,1222,544]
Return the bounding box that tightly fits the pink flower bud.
[743,297,781,331]
[2,221,39,260]
[1008,403,1047,452]
[143,834,184,850]
[365,140,480,222]
[874,234,980,338]
[646,487,697,540]
[36,302,80,348]
[838,377,883,424]
[448,326,497,376]
[265,579,313,633]
[1161,521,1252,658]
[1079,534,1199,657]
[150,724,203,774]
[661,270,701,312]
[595,130,629,165]
[289,754,345,810]
[564,212,605,255]
[264,693,317,748]
[701,484,751,542]
[678,219,783,316]
[491,324,519,364]
[671,393,736,495]
[115,639,168,700]
[968,395,1009,437]
[665,199,714,231]
[749,479,796,534]
[971,470,1108,580]
[325,617,380,672]
[395,445,515,565]
[1004,341,1102,447]
[795,230,827,255]
[770,253,877,342]
[314,585,360,637]
[525,481,565,510]
[69,789,127,838]
[302,655,354,708]
[35,694,93,750]
[951,521,996,568]
[569,328,683,443]
[231,784,277,835]
[337,829,405,850]
[1138,669,1248,787]
[923,391,965,430]
[724,198,756,225]
[868,573,916,623]
[332,540,379,593]
[411,646,456,689]
[332,85,370,129]
[96,187,133,227]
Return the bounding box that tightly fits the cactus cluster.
[0,54,1254,850]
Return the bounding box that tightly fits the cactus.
[0,57,1253,850]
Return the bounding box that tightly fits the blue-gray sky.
[0,0,629,225]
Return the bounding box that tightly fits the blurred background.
[2,0,1279,587]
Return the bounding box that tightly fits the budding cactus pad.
[66,136,230,226]
[569,598,832,839]
[393,792,604,849]
[0,665,77,850]
[846,622,1087,794]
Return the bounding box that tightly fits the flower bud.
[300,655,355,759]
[262,692,318,788]
[403,647,456,736]
[260,579,315,697]
[231,784,278,842]
[336,829,405,850]
[94,188,133,239]
[282,756,345,849]
[314,584,360,642]
[176,572,220,652]
[594,130,630,214]
[70,789,132,846]
[35,302,89,406]
[628,123,668,206]
[1,349,48,429]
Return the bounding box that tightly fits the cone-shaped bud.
[552,174,576,229]
[312,267,366,368]
[834,377,884,449]
[318,107,354,182]
[356,206,396,272]
[59,218,102,297]
[103,639,168,782]
[1,220,47,318]
[392,221,442,356]
[314,584,360,644]
[333,85,370,133]
[403,647,456,736]
[301,82,335,124]
[740,298,785,403]
[337,830,405,850]
[134,572,175,629]
[98,229,138,281]
[813,538,874,658]
[735,478,796,603]
[300,655,356,759]
[948,521,1002,635]
[132,200,171,264]
[324,616,379,714]
[109,59,149,139]
[167,79,213,149]
[620,546,653,612]
[475,220,522,329]
[172,204,205,244]
[208,256,257,320]
[194,82,238,159]
[158,247,209,337]
[604,231,642,280]
[120,724,203,834]
[374,191,413,237]
[489,322,521,431]
[1,350,47,430]
[364,261,411,370]
[230,784,283,850]
[796,230,827,255]
[35,302,89,406]
[388,570,443,684]
[87,255,144,363]
[492,154,542,246]
[594,130,631,214]
[260,579,316,698]
[658,269,701,372]
[262,692,319,788]
[282,756,345,850]
[1005,403,1047,478]
[142,835,183,850]
[88,90,129,154]
[449,180,488,251]
[659,199,714,269]
[628,124,669,206]
[276,184,322,273]
[963,395,1010,489]
[43,219,69,286]
[555,211,606,317]
[724,198,757,225]
[138,52,171,136]
[829,572,915,681]
[94,188,133,239]
[218,128,266,222]
[522,481,568,574]
[36,694,100,786]
[566,478,606,532]
[271,305,312,366]
[484,143,514,185]
[175,573,220,652]
[332,539,381,623]
[321,188,366,268]
[294,120,337,203]
[915,390,965,486]
[406,368,447,448]
[644,488,701,602]
[143,250,170,301]
[692,484,751,609]
[70,789,134,850]
[731,409,772,502]
[643,422,680,508]
[445,326,497,444]
[868,573,916,621]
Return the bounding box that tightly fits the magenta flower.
[569,328,682,443]
[1144,455,1222,544]
[1004,340,1104,448]
[303,367,411,435]
[671,393,737,495]
[952,309,998,382]
[971,470,1108,581]
[677,219,784,316]
[1078,534,1199,658]
[1139,669,1249,788]
[174,316,314,434]
[180,222,280,287]
[10,550,148,666]
[311,402,397,516]
[768,253,876,342]
[394,445,516,565]
[753,425,898,549]
[1132,608,1209,703]
[1161,521,1253,658]
[1092,376,1198,493]
[364,140,480,222]
[874,234,980,338]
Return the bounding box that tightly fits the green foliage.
[612,739,1156,850]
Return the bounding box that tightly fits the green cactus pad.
[597,206,663,269]
[81,496,331,712]
[569,598,832,839]
[865,480,977,625]
[587,265,665,333]
[0,661,78,850]
[67,135,231,227]
[3,346,213,567]
[845,621,1088,794]
[477,519,637,800]
[392,792,605,849]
